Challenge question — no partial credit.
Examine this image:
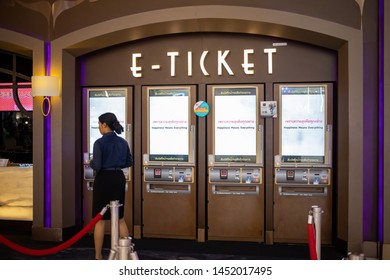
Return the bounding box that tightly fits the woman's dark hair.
[98,112,124,134]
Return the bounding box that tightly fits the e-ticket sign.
[280,85,327,164]
[88,89,127,154]
[148,87,190,162]
[213,86,258,163]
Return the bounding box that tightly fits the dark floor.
[0,228,346,260]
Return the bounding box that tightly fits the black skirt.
[92,170,126,220]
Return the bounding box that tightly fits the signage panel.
[213,86,258,163]
[279,85,327,164]
[148,87,190,162]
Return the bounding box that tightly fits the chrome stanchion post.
[129,237,139,260]
[311,205,323,260]
[118,236,139,260]
[118,237,139,260]
[108,200,120,260]
[106,200,139,260]
[118,237,131,260]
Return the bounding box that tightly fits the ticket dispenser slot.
[278,186,328,197]
[147,184,191,194]
[212,185,259,196]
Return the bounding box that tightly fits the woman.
[89,112,133,260]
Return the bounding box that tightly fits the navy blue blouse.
[90,132,133,172]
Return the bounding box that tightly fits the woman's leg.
[94,219,106,259]
[119,218,129,238]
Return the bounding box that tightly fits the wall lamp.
[32,76,59,117]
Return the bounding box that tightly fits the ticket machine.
[142,86,197,239]
[207,85,264,242]
[82,88,133,233]
[273,84,333,244]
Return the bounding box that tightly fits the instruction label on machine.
[260,101,277,118]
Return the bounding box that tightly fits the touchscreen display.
[88,89,127,153]
[148,88,190,162]
[280,85,327,164]
[213,86,258,163]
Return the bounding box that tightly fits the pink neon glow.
[0,86,33,111]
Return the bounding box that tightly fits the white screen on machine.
[148,88,190,162]
[214,87,257,163]
[88,89,127,154]
[280,85,326,164]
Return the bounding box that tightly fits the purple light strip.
[378,0,384,243]
[44,42,52,228]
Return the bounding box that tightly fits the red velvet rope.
[0,213,102,256]
[307,222,318,260]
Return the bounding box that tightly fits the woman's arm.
[90,142,102,171]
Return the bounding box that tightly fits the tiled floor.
[0,229,346,260]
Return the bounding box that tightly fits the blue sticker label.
[194,101,209,117]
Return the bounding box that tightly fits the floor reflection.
[0,166,33,221]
